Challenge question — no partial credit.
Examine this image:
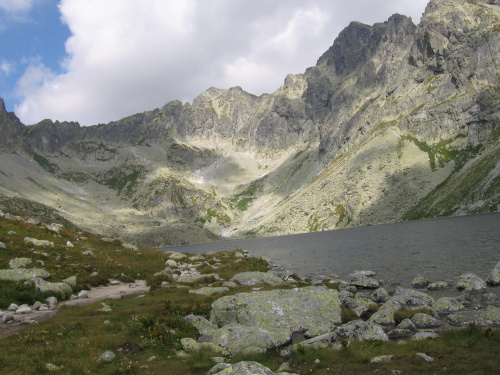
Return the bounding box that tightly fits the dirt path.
[0,281,149,339]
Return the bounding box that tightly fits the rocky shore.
[1,210,499,374]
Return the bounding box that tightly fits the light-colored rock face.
[210,287,342,338]
[0,0,499,246]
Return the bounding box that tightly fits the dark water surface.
[162,213,500,288]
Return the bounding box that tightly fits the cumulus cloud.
[0,0,37,13]
[14,0,428,126]
[0,60,14,76]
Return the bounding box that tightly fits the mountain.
[1,0,499,246]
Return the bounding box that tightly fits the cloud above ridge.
[13,0,428,126]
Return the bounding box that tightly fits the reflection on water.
[163,213,500,288]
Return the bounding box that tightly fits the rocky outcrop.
[0,0,499,246]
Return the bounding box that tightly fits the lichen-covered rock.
[371,287,389,303]
[343,295,375,317]
[348,274,379,289]
[0,268,51,281]
[167,251,186,260]
[447,305,500,327]
[387,328,414,339]
[411,331,438,340]
[184,314,217,336]
[411,274,430,288]
[9,258,32,269]
[369,299,401,326]
[82,249,96,257]
[230,271,285,287]
[432,297,465,315]
[99,351,116,362]
[154,267,173,280]
[24,237,53,247]
[24,277,73,299]
[370,355,394,363]
[213,361,275,375]
[411,313,444,329]
[456,273,486,292]
[298,320,388,350]
[176,273,218,284]
[0,242,6,249]
[427,281,449,290]
[62,276,77,287]
[122,242,138,251]
[189,287,229,296]
[392,287,434,308]
[210,287,341,338]
[396,318,416,331]
[203,323,291,355]
[486,261,500,286]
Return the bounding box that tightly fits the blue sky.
[0,0,429,126]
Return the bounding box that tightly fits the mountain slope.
[0,0,499,246]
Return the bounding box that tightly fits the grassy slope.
[0,215,499,374]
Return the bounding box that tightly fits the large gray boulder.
[432,297,465,315]
[9,258,32,268]
[369,299,401,326]
[392,287,434,307]
[230,271,285,287]
[298,320,388,350]
[486,261,500,286]
[447,306,500,327]
[202,323,291,355]
[213,361,275,375]
[24,237,53,247]
[210,286,342,339]
[24,277,73,299]
[456,273,486,292]
[348,274,379,289]
[0,268,51,281]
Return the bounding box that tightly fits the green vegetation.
[104,169,142,196]
[402,135,460,171]
[229,180,263,212]
[33,153,58,174]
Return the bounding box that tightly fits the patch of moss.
[33,153,58,174]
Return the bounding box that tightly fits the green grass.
[33,153,58,174]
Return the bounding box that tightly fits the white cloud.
[14,0,429,126]
[0,60,14,76]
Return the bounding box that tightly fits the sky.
[0,0,429,126]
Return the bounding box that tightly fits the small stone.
[77,290,89,299]
[107,294,121,300]
[313,359,320,364]
[66,241,74,247]
[98,303,112,312]
[7,303,19,311]
[411,331,438,340]
[32,301,43,310]
[416,352,434,362]
[147,356,156,362]
[45,297,58,307]
[0,242,6,249]
[45,363,61,372]
[82,249,96,257]
[103,320,111,325]
[90,272,98,277]
[63,276,77,287]
[122,242,138,251]
[99,351,116,362]
[370,355,394,363]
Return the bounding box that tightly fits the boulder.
[25,278,73,299]
[411,313,444,329]
[62,276,77,287]
[0,268,51,282]
[371,287,389,303]
[348,274,379,289]
[16,304,32,314]
[370,355,394,363]
[212,361,275,375]
[1,313,14,323]
[46,223,63,233]
[411,331,438,340]
[447,306,500,327]
[369,299,401,326]
[189,287,229,296]
[411,274,430,288]
[456,273,486,292]
[427,281,449,290]
[45,297,58,307]
[230,271,285,287]
[396,318,416,331]
[343,295,375,317]
[298,320,388,350]
[184,314,217,336]
[7,303,18,311]
[210,286,342,339]
[24,237,53,247]
[432,297,465,315]
[167,251,187,260]
[202,323,291,355]
[122,242,138,251]
[176,273,219,284]
[392,287,434,308]
[486,261,500,286]
[154,267,173,280]
[9,258,32,268]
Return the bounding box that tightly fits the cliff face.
[0,0,499,246]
